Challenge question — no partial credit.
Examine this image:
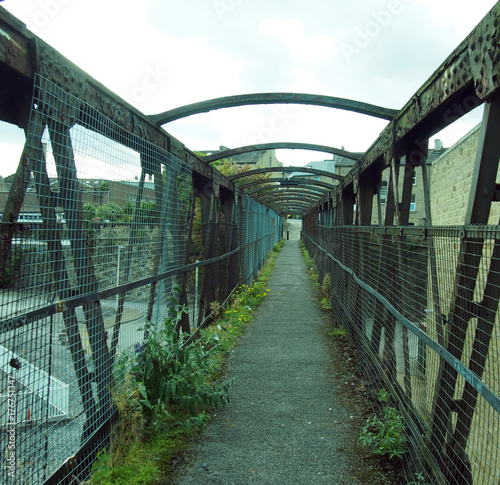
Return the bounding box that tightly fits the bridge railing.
[302,223,500,484]
[0,70,281,484]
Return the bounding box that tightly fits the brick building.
[430,125,483,225]
[333,141,447,225]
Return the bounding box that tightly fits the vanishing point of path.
[175,222,389,484]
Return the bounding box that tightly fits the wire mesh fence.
[302,224,500,484]
[0,75,281,484]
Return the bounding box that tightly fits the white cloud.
[259,18,338,63]
[288,67,335,95]
[414,0,497,36]
[0,0,497,172]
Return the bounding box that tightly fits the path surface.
[175,222,381,484]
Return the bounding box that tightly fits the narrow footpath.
[174,222,387,484]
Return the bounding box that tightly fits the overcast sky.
[1,0,498,176]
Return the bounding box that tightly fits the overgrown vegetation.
[89,239,285,484]
[329,327,346,338]
[134,300,233,434]
[299,239,331,309]
[358,389,407,460]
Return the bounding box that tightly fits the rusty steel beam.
[257,192,322,205]
[201,142,362,163]
[242,177,337,192]
[0,6,239,194]
[270,199,314,209]
[231,166,343,182]
[0,9,33,127]
[335,5,500,202]
[150,93,398,125]
[251,186,329,199]
[272,203,313,216]
[260,194,320,204]
[258,199,318,214]
[254,186,326,201]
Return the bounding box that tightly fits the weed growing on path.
[358,389,407,460]
[329,327,347,338]
[299,239,332,309]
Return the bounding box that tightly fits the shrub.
[358,390,407,460]
[133,301,233,433]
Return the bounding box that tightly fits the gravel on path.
[174,233,385,484]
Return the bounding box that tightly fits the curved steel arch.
[268,197,318,207]
[252,186,329,199]
[253,186,327,201]
[273,201,312,211]
[242,177,337,191]
[258,197,321,211]
[202,142,361,163]
[231,166,342,182]
[150,92,398,124]
[271,201,314,215]
[258,190,323,202]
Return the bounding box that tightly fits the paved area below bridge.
[174,221,388,484]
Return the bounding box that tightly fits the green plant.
[90,449,112,482]
[329,327,346,338]
[133,298,233,433]
[358,405,407,459]
[321,273,332,299]
[273,239,286,252]
[376,388,391,404]
[406,471,430,484]
[96,202,124,222]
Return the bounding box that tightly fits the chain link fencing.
[0,75,281,484]
[302,223,500,484]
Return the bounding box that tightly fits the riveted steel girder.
[230,166,343,182]
[251,186,329,199]
[270,198,317,208]
[272,201,314,215]
[201,142,362,163]
[257,187,324,201]
[253,185,326,200]
[150,93,398,125]
[257,196,321,210]
[242,177,337,192]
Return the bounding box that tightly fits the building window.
[410,194,416,212]
[412,170,417,186]
[314,176,320,181]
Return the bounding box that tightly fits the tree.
[95,203,124,222]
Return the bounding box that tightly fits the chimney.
[434,139,443,151]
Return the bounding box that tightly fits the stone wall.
[430,125,482,225]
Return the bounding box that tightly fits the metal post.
[194,260,199,328]
[115,245,124,312]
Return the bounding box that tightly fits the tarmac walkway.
[175,222,385,484]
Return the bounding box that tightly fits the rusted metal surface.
[251,186,330,200]
[0,9,32,78]
[0,6,237,193]
[257,193,321,207]
[272,202,313,216]
[0,10,33,127]
[255,186,325,201]
[201,142,362,163]
[334,4,500,205]
[149,92,399,125]
[468,7,500,100]
[230,166,343,182]
[242,177,336,192]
